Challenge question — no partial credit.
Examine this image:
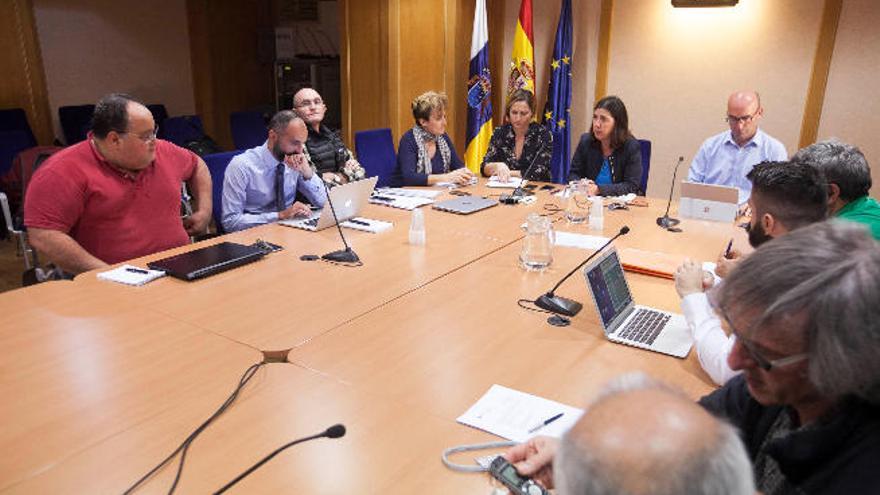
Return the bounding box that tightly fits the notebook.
[147,242,266,281]
[432,196,498,215]
[279,176,378,231]
[583,247,693,358]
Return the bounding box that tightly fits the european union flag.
[543,0,572,183]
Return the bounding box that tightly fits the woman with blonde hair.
[391,91,474,187]
[482,89,553,182]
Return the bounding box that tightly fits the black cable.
[320,258,363,268]
[213,433,325,494]
[123,362,264,495]
[517,298,554,314]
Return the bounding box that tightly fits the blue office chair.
[162,115,206,147]
[146,104,169,133]
[638,139,652,196]
[0,130,34,177]
[230,111,267,150]
[58,104,95,145]
[354,128,396,188]
[203,150,244,234]
[0,108,37,148]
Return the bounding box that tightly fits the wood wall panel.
[0,0,53,144]
[187,0,275,150]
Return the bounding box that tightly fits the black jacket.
[568,134,642,196]
[699,375,880,494]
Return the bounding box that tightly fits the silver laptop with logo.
[679,181,739,223]
[279,176,378,231]
[583,247,693,358]
[432,196,498,215]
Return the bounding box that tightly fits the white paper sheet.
[97,264,166,286]
[376,188,442,199]
[370,195,434,210]
[553,232,610,250]
[457,384,583,442]
[486,176,525,188]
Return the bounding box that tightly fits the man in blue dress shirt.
[222,111,327,232]
[688,91,787,204]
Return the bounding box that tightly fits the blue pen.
[528,413,564,433]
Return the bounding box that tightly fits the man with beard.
[674,160,827,385]
[221,111,326,232]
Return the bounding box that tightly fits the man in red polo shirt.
[24,94,212,274]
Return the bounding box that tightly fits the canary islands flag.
[507,0,535,98]
[464,0,493,174]
[543,0,573,183]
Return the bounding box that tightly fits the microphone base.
[656,216,681,229]
[535,293,583,317]
[322,248,360,264]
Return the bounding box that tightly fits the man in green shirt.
[793,139,880,240]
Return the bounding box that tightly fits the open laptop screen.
[585,251,633,327]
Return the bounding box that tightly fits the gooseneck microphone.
[214,424,347,494]
[500,141,549,204]
[657,156,684,231]
[533,226,630,325]
[319,178,360,264]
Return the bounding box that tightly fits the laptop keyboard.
[618,309,671,345]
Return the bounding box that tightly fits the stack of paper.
[486,176,525,189]
[375,188,442,199]
[370,194,434,210]
[340,217,393,233]
[97,265,166,286]
[457,384,583,442]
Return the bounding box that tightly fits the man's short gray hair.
[792,139,871,201]
[716,220,880,403]
[267,110,302,134]
[553,374,755,495]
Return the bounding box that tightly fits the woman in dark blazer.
[569,95,642,196]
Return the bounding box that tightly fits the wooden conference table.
[0,181,745,493]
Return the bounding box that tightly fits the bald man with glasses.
[688,91,787,204]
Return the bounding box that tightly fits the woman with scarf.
[391,91,474,187]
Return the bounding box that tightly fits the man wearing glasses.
[24,93,212,274]
[688,91,787,204]
[698,220,880,494]
[674,161,827,386]
[292,87,364,186]
[221,111,326,232]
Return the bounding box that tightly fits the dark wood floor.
[0,236,28,293]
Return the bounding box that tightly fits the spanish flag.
[464,0,493,174]
[507,0,535,97]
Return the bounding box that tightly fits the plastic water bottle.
[589,196,604,230]
[409,208,426,245]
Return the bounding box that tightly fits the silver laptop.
[279,176,378,231]
[679,181,739,223]
[583,248,693,358]
[432,196,498,215]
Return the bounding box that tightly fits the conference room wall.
[605,0,824,198]
[33,0,197,144]
[818,0,880,199]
